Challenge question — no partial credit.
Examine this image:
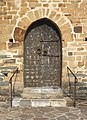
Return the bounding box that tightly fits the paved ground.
[0,101,87,120]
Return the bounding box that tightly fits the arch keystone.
[49,10,57,20]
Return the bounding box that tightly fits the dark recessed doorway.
[24,18,62,87]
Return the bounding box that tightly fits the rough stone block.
[39,0,51,2]
[13,55,23,58]
[27,0,38,2]
[22,16,31,24]
[63,0,67,2]
[77,47,84,51]
[50,99,66,107]
[29,2,41,8]
[68,0,81,2]
[60,23,71,31]
[51,0,61,2]
[69,61,78,68]
[43,3,48,7]
[78,61,84,67]
[18,21,28,30]
[59,3,66,7]
[18,11,25,17]
[82,79,87,83]
[68,42,78,47]
[4,59,16,64]
[0,1,6,6]
[12,97,22,107]
[11,19,17,24]
[0,34,11,42]
[41,8,46,17]
[27,11,36,22]
[62,41,67,47]
[0,66,17,70]
[63,62,68,67]
[7,11,17,15]
[0,55,11,59]
[84,62,87,67]
[0,73,5,77]
[56,18,66,27]
[0,19,9,25]
[53,14,60,22]
[0,77,3,81]
[21,7,29,12]
[76,56,81,61]
[37,8,45,18]
[21,2,27,7]
[0,89,9,95]
[64,97,74,107]
[14,27,25,42]
[49,10,56,19]
[71,18,81,24]
[32,99,50,107]
[62,33,73,42]
[1,70,10,76]
[21,93,41,99]
[63,56,75,61]
[74,26,82,33]
[1,25,14,34]
[21,87,64,99]
[8,42,17,49]
[34,10,40,19]
[45,9,50,16]
[0,42,6,50]
[4,15,12,19]
[0,81,9,86]
[19,99,31,106]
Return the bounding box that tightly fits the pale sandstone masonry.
[0,0,87,92]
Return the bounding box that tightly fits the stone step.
[19,98,67,107]
[12,97,22,107]
[19,97,74,107]
[21,87,64,99]
[19,87,74,107]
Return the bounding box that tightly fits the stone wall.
[0,0,87,92]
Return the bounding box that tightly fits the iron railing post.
[73,77,77,107]
[9,68,18,107]
[11,80,12,107]
[9,78,12,108]
[67,67,71,96]
[67,66,78,107]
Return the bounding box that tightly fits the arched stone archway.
[24,18,62,87]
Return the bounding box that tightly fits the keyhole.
[36,49,42,55]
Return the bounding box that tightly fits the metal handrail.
[9,67,19,107]
[67,66,78,107]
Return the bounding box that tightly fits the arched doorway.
[24,18,62,87]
